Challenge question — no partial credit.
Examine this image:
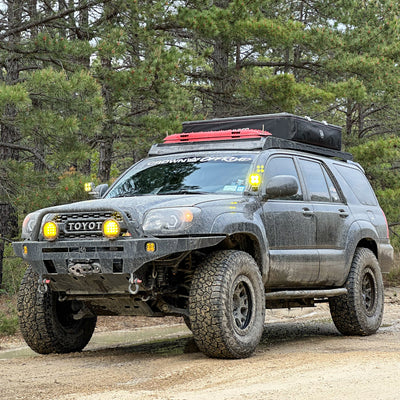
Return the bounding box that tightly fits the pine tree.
[91,0,192,179]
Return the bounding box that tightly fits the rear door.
[297,158,352,285]
[261,155,319,287]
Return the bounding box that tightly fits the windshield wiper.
[159,190,209,195]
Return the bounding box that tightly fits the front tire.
[329,248,384,336]
[189,250,265,359]
[17,266,97,354]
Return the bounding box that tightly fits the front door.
[261,156,319,288]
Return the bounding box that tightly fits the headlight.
[142,207,200,235]
[22,212,41,239]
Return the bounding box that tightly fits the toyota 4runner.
[13,113,393,359]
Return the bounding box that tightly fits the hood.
[38,194,246,221]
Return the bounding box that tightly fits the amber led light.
[84,182,94,192]
[43,221,59,241]
[102,219,120,239]
[249,173,262,188]
[183,210,194,223]
[146,242,156,252]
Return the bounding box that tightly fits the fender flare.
[210,212,270,283]
[340,219,379,285]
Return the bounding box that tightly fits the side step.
[265,288,347,300]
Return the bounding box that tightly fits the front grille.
[53,211,126,239]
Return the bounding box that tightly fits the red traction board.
[164,129,271,143]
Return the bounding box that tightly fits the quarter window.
[334,164,377,206]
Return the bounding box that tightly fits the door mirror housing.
[93,183,109,198]
[264,175,299,200]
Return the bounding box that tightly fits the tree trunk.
[211,0,231,118]
[97,134,113,182]
[97,48,114,182]
[212,38,230,117]
[0,203,18,286]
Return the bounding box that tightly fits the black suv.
[13,114,393,359]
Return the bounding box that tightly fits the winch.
[68,260,101,277]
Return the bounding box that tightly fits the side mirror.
[84,182,109,198]
[264,175,299,200]
[93,183,109,198]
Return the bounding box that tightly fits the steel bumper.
[13,235,225,277]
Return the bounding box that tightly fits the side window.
[265,156,303,200]
[322,169,341,202]
[334,164,377,206]
[298,159,333,202]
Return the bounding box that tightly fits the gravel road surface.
[1,287,399,400]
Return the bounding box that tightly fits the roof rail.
[148,135,353,161]
[265,136,353,161]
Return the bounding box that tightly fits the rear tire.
[17,266,97,354]
[189,250,265,359]
[329,248,384,336]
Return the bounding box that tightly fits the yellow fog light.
[43,221,59,241]
[146,242,156,253]
[102,219,120,239]
[249,173,262,189]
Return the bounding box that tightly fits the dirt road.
[1,287,400,400]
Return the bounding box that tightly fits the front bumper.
[13,235,225,294]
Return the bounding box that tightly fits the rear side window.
[322,169,341,202]
[334,164,377,206]
[298,159,332,202]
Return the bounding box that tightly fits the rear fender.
[340,220,380,286]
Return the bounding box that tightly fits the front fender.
[210,212,269,283]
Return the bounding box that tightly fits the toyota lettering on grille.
[66,221,103,232]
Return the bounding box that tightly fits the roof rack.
[148,134,353,161]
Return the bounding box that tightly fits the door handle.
[302,207,314,217]
[338,209,349,218]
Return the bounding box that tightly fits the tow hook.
[38,277,50,294]
[128,273,142,295]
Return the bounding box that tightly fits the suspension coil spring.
[156,266,166,287]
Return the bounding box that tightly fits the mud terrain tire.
[329,248,384,336]
[17,266,97,354]
[189,250,265,359]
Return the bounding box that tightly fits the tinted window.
[322,169,341,202]
[265,157,303,200]
[298,159,331,202]
[334,164,377,206]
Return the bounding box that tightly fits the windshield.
[106,154,256,198]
